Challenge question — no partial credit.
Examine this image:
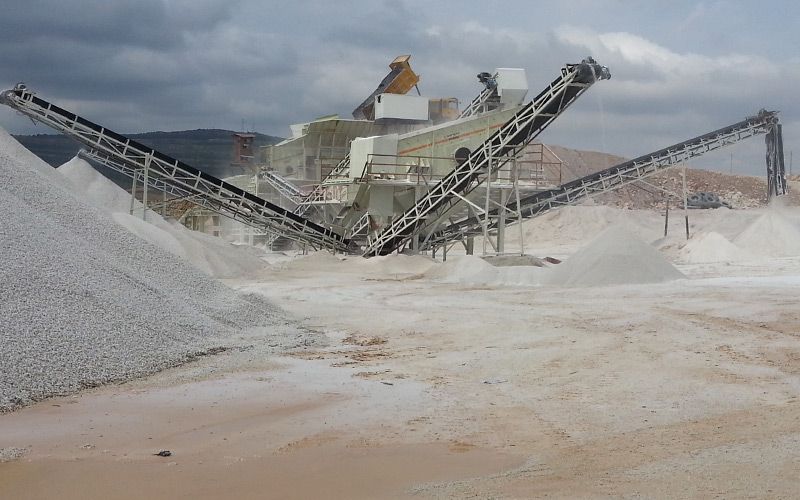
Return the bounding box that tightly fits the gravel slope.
[0,129,311,412]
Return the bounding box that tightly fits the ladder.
[1,84,352,253]
[422,110,785,250]
[362,57,611,256]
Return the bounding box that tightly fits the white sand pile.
[497,205,663,257]
[281,250,346,271]
[57,157,268,279]
[678,232,752,263]
[0,129,314,412]
[426,255,545,286]
[427,255,500,284]
[734,210,800,258]
[358,254,439,276]
[546,225,686,287]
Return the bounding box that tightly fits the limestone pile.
[678,232,752,263]
[0,129,309,412]
[734,210,800,258]
[57,156,269,279]
[546,225,686,287]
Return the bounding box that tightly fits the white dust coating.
[734,210,800,258]
[678,232,753,264]
[0,128,313,412]
[426,255,545,286]
[57,156,269,279]
[546,225,686,287]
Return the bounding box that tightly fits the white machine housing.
[373,94,429,121]
[495,68,528,106]
[349,134,399,179]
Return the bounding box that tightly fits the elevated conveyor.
[422,110,785,250]
[1,84,351,252]
[362,57,611,256]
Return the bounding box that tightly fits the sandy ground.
[4,212,800,498]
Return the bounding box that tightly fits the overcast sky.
[1,0,797,175]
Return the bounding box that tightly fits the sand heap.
[734,210,800,258]
[426,255,545,287]
[57,157,269,279]
[546,225,686,287]
[678,232,752,264]
[427,255,501,285]
[0,129,311,412]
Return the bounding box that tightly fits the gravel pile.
[0,128,312,412]
[546,225,686,287]
[58,156,270,279]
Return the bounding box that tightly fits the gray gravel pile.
[0,129,312,412]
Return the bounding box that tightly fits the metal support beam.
[423,109,783,250]
[362,57,611,256]
[0,84,352,253]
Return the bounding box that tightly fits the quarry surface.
[3,130,800,498]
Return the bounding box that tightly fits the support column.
[142,154,150,222]
[129,172,138,216]
[497,188,508,254]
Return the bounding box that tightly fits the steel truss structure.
[261,170,304,203]
[766,122,787,197]
[0,84,352,252]
[458,74,499,119]
[422,109,786,251]
[362,58,611,256]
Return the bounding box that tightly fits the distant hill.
[14,129,282,180]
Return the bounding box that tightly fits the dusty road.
[3,257,800,498]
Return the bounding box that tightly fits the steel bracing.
[261,170,304,203]
[1,84,351,252]
[766,122,787,197]
[459,74,499,119]
[422,110,785,250]
[361,58,611,256]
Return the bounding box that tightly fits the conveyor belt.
[0,84,351,252]
[421,110,784,250]
[362,57,611,256]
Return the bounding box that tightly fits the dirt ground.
[3,249,800,498]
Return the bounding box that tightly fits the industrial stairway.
[0,84,352,253]
[421,109,786,250]
[362,57,611,256]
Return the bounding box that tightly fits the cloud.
[0,2,796,177]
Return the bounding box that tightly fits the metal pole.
[482,151,492,255]
[682,166,689,240]
[129,171,137,216]
[664,198,669,237]
[514,161,524,256]
[142,154,150,222]
[497,188,507,254]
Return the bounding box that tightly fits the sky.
[0,0,798,175]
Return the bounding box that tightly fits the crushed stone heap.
[0,128,308,412]
[546,225,686,287]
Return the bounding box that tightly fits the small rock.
[154,450,172,457]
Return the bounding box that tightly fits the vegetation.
[14,129,282,179]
